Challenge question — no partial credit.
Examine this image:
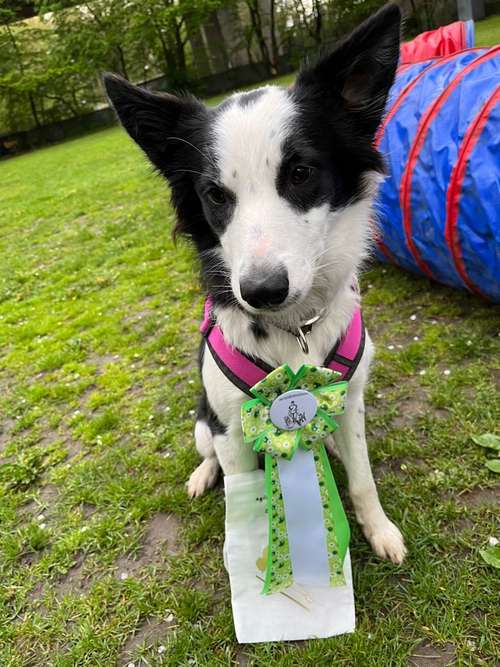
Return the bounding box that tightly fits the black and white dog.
[105,3,406,564]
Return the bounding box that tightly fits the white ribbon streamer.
[278,448,330,587]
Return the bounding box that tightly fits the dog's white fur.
[187,86,407,564]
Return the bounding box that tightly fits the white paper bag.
[224,470,356,643]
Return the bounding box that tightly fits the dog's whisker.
[171,168,211,178]
[166,136,217,170]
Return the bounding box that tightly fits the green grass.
[475,13,500,46]
[1,77,500,667]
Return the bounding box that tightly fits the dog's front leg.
[213,417,258,476]
[334,389,407,564]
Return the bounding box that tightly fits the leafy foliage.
[0,0,227,133]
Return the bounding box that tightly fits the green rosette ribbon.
[241,364,350,595]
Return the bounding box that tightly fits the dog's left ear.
[295,3,401,135]
[103,73,206,175]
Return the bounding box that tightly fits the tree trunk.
[28,91,42,129]
[6,24,42,130]
[312,0,322,45]
[269,0,279,75]
[408,0,423,33]
[116,45,129,80]
[247,0,273,77]
[174,18,186,75]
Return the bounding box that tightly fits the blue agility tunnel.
[375,45,500,302]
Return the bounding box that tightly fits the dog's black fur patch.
[197,340,226,433]
[237,89,266,108]
[197,387,227,434]
[250,319,269,340]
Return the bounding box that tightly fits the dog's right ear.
[103,74,206,173]
[295,3,401,137]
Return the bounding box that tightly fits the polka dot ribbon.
[240,364,350,595]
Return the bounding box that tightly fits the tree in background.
[128,0,224,88]
[1,3,111,133]
[0,1,44,131]
[40,0,134,80]
[0,0,462,138]
[0,0,227,134]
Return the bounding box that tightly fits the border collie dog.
[105,3,406,563]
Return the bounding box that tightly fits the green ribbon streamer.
[241,364,351,595]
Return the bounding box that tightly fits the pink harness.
[200,298,365,396]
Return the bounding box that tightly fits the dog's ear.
[295,3,401,134]
[103,74,206,173]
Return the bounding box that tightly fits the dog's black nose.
[240,269,289,309]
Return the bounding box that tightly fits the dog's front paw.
[364,519,407,564]
[186,458,219,498]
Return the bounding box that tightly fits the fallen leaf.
[485,459,500,474]
[479,545,500,569]
[472,433,500,451]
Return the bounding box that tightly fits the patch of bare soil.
[38,431,84,464]
[27,580,45,603]
[443,516,473,533]
[20,550,44,567]
[115,513,180,577]
[122,309,156,325]
[491,368,500,392]
[80,503,97,519]
[0,417,15,454]
[85,351,120,374]
[366,375,432,428]
[456,486,500,508]
[408,641,456,666]
[23,483,59,519]
[28,552,95,605]
[54,553,93,598]
[391,382,450,429]
[235,650,252,666]
[38,482,59,507]
[118,618,174,666]
[391,395,430,428]
[374,457,427,482]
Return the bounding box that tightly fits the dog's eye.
[206,187,227,206]
[290,165,313,185]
